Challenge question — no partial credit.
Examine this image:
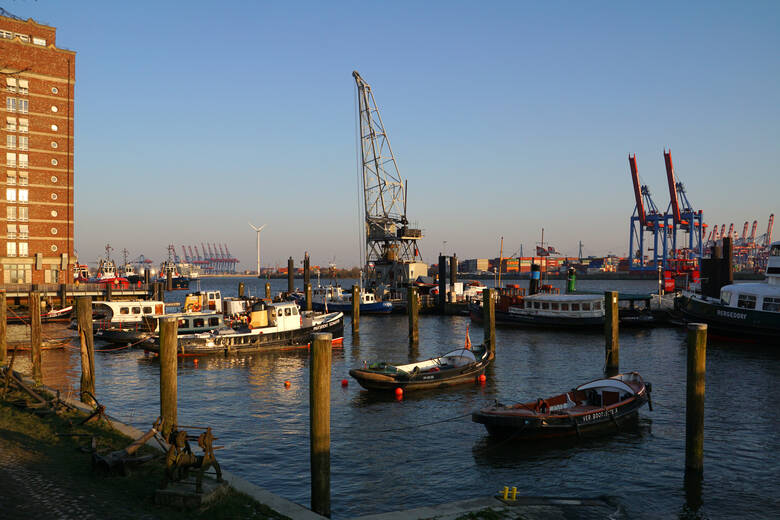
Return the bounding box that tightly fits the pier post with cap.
[483,288,495,353]
[305,283,312,312]
[166,270,173,292]
[604,291,619,377]
[159,317,178,438]
[238,282,245,298]
[76,297,95,405]
[0,291,6,366]
[59,283,68,307]
[351,285,360,333]
[29,291,42,386]
[310,332,332,517]
[265,282,271,299]
[288,257,294,293]
[408,286,419,345]
[685,323,707,482]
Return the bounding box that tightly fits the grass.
[0,383,290,520]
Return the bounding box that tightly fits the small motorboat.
[349,330,493,392]
[6,305,73,325]
[472,372,651,440]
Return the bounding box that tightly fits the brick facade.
[1,11,75,284]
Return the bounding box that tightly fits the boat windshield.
[771,244,780,257]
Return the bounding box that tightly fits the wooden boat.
[472,372,651,440]
[97,311,229,346]
[349,335,493,392]
[6,305,73,325]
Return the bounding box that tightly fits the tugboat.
[292,284,393,314]
[675,240,780,344]
[157,245,189,290]
[90,244,129,289]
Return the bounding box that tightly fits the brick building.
[1,9,75,284]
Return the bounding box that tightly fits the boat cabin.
[510,293,604,317]
[93,300,165,325]
[183,290,222,313]
[718,241,780,313]
[248,301,302,331]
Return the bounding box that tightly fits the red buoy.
[341,379,348,387]
[284,380,291,388]
[193,359,199,366]
[394,387,403,398]
[479,374,486,384]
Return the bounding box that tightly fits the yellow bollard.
[510,487,518,500]
[501,486,509,500]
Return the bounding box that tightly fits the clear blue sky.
[14,1,779,268]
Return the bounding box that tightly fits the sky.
[9,1,779,269]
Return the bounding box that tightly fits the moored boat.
[472,372,651,440]
[6,305,73,325]
[349,335,493,392]
[292,285,393,314]
[143,301,344,356]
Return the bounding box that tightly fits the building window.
[18,189,28,203]
[51,105,58,113]
[5,264,31,284]
[51,159,58,166]
[6,117,16,131]
[6,171,16,185]
[51,124,58,131]
[6,135,16,149]
[50,227,58,235]
[18,154,27,168]
[18,242,28,257]
[15,34,30,43]
[18,206,28,221]
[33,37,46,46]
[51,141,58,149]
[5,77,16,93]
[51,87,58,94]
[7,224,16,239]
[6,188,16,202]
[18,119,28,133]
[19,225,28,239]
[18,99,28,114]
[18,79,28,95]
[6,206,16,221]
[18,172,28,186]
[18,136,28,151]
[6,242,16,257]
[51,176,58,183]
[6,98,15,112]
[50,210,58,217]
[6,152,16,167]
[50,193,58,200]
[0,30,12,40]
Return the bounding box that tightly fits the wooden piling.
[450,254,458,285]
[483,288,495,353]
[144,268,150,285]
[76,297,95,405]
[310,332,332,517]
[408,286,419,344]
[0,291,6,366]
[159,317,178,438]
[438,255,447,313]
[304,253,310,287]
[238,282,245,298]
[29,291,42,386]
[105,283,112,302]
[351,285,360,333]
[604,291,619,377]
[288,257,294,293]
[59,283,68,307]
[685,323,707,478]
[305,283,313,312]
[166,270,173,291]
[265,282,271,299]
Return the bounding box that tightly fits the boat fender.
[410,366,420,378]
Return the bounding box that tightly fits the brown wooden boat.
[472,372,651,440]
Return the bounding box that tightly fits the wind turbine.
[248,223,266,278]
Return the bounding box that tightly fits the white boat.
[292,285,393,314]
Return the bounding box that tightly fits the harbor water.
[14,277,780,519]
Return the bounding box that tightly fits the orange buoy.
[478,374,487,384]
[193,359,199,366]
[394,387,403,398]
[284,380,291,388]
[341,379,348,387]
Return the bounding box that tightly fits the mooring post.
[305,283,313,312]
[166,270,173,292]
[0,290,6,366]
[310,332,332,517]
[105,283,112,302]
[288,256,295,293]
[438,255,447,314]
[76,297,95,405]
[59,283,67,307]
[483,288,495,353]
[604,291,619,377]
[159,317,178,438]
[567,267,576,293]
[238,282,245,298]
[265,282,271,299]
[686,323,707,481]
[408,285,419,345]
[144,268,150,285]
[29,291,42,386]
[304,253,311,288]
[351,285,360,333]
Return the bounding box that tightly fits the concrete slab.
[154,476,229,509]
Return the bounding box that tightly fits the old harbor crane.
[353,70,426,290]
[662,149,705,274]
[628,153,668,271]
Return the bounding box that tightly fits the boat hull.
[469,304,603,328]
[675,294,780,344]
[349,347,493,392]
[309,300,393,314]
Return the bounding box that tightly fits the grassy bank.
[0,387,289,520]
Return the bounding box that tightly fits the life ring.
[191,303,201,312]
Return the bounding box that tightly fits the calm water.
[14,277,780,519]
